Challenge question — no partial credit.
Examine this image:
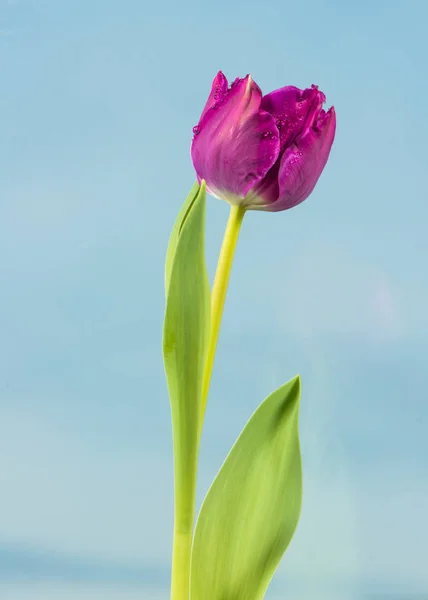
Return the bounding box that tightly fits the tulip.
[166,73,337,600]
[191,71,336,211]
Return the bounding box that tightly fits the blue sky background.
[1,0,428,598]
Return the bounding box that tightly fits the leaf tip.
[291,373,301,398]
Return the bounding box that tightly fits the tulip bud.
[191,72,336,212]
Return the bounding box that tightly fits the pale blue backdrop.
[1,0,427,598]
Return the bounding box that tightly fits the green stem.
[170,443,198,600]
[200,204,246,430]
[170,529,193,600]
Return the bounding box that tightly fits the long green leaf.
[163,180,210,533]
[164,181,200,296]
[190,375,303,600]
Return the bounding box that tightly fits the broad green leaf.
[190,375,302,600]
[163,181,210,534]
[164,181,200,296]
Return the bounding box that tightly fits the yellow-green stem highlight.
[200,204,246,429]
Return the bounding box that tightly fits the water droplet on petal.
[192,125,201,135]
[212,103,219,110]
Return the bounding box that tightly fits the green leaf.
[190,375,303,600]
[163,181,210,534]
[165,181,200,296]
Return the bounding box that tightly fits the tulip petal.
[247,85,328,209]
[191,76,280,202]
[261,85,318,151]
[268,106,336,211]
[198,71,229,124]
[243,161,280,207]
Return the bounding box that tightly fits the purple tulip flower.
[191,72,336,212]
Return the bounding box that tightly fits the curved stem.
[200,204,246,430]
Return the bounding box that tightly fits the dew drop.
[192,125,201,135]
